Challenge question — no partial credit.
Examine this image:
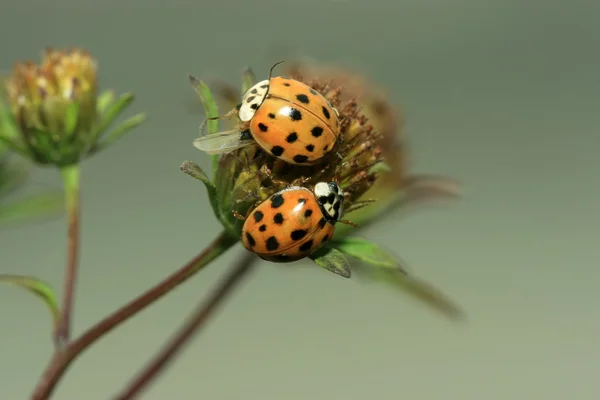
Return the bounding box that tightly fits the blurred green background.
[1,0,598,399]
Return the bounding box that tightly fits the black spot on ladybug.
[322,106,331,119]
[322,234,329,243]
[268,113,276,119]
[311,126,323,137]
[271,146,284,157]
[291,229,308,241]
[283,82,291,87]
[259,224,267,232]
[304,209,313,217]
[293,155,309,163]
[296,94,309,104]
[299,240,314,252]
[260,84,268,89]
[305,144,314,152]
[253,210,264,222]
[286,132,298,143]
[327,193,335,204]
[246,96,256,103]
[266,236,280,251]
[289,108,302,121]
[273,213,284,224]
[333,202,341,211]
[298,198,307,204]
[323,144,329,151]
[245,232,256,247]
[250,103,258,110]
[271,193,284,208]
[258,123,268,132]
[318,196,328,204]
[251,88,258,94]
[309,88,317,95]
[318,218,327,229]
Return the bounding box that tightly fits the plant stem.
[30,231,238,400]
[55,164,81,347]
[114,252,258,400]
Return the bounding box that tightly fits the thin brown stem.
[55,165,81,347]
[114,252,258,400]
[30,231,238,400]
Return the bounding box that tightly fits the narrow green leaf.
[0,191,64,225]
[97,90,116,114]
[64,102,80,136]
[91,92,135,143]
[330,237,407,273]
[349,258,465,320]
[241,67,256,94]
[309,247,351,278]
[188,75,219,135]
[0,136,29,158]
[180,160,220,222]
[91,112,147,154]
[0,274,60,327]
[187,74,220,178]
[0,158,29,197]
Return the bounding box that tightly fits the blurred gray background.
[1,0,599,399]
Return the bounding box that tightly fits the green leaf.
[241,67,256,94]
[348,254,465,320]
[188,75,220,177]
[180,160,223,229]
[309,247,351,278]
[91,112,147,155]
[329,237,407,274]
[64,102,80,137]
[90,92,135,143]
[0,274,60,327]
[0,191,64,225]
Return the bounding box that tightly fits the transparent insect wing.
[193,129,253,155]
[238,80,269,122]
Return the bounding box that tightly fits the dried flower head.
[0,48,146,167]
[182,60,463,317]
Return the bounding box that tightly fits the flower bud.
[0,48,146,167]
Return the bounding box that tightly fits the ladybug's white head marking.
[238,80,269,122]
[314,182,344,222]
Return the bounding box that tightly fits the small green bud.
[0,48,146,167]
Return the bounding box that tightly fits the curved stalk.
[31,231,238,400]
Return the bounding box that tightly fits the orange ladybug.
[193,62,341,165]
[241,181,345,262]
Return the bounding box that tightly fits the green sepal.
[63,102,80,138]
[90,112,147,155]
[0,274,60,329]
[90,92,135,145]
[188,75,220,177]
[309,247,352,278]
[96,90,116,115]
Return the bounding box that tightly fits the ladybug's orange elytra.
[241,181,345,262]
[193,65,341,166]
